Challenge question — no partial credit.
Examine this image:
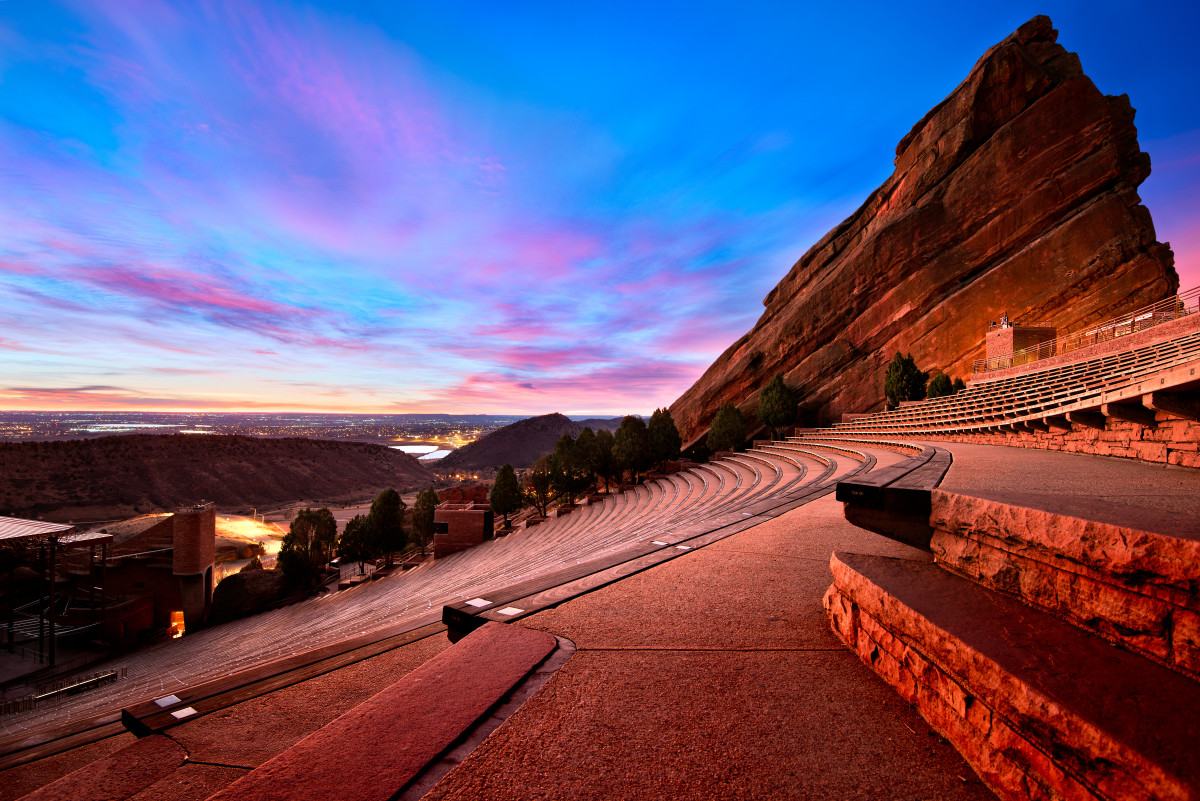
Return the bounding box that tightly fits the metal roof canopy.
[0,515,75,542]
[61,530,115,546]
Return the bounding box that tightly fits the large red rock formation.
[671,15,1177,444]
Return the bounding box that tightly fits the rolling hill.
[0,433,434,522]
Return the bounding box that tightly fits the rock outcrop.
[670,15,1177,444]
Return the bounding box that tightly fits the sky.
[1,1,1197,416]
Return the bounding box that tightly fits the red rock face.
[671,15,1177,444]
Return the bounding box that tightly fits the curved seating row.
[820,326,1200,436]
[0,442,881,745]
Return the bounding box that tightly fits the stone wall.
[921,414,1200,468]
[930,491,1200,680]
[171,503,216,577]
[433,508,494,558]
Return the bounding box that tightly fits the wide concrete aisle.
[423,494,995,800]
[925,440,1200,519]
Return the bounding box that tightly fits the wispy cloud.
[1,1,1193,414]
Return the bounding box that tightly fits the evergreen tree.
[337,514,374,575]
[524,455,555,517]
[367,489,406,566]
[613,415,651,484]
[926,371,954,399]
[952,377,967,394]
[551,433,590,503]
[648,408,682,470]
[574,427,598,492]
[412,487,438,553]
[279,507,338,586]
[489,464,523,528]
[707,403,745,453]
[883,353,928,407]
[757,374,797,440]
[591,428,616,493]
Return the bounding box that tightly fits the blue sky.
[1,1,1196,414]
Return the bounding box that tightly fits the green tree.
[952,377,967,394]
[648,408,682,470]
[490,464,523,528]
[926,371,954,399]
[524,455,555,517]
[337,514,374,575]
[551,433,590,503]
[590,428,616,493]
[883,353,928,407]
[412,487,438,554]
[757,374,797,440]
[366,489,407,566]
[574,427,598,492]
[279,507,338,586]
[613,415,651,484]
[707,403,745,453]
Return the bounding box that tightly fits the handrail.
[972,286,1200,374]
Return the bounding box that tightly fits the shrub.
[707,403,745,453]
[757,374,797,439]
[883,353,928,406]
[648,408,682,469]
[926,372,953,398]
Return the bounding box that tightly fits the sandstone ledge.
[930,489,1200,677]
[826,551,1200,801]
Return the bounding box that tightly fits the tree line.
[277,486,440,586]
[707,356,969,454]
[884,353,966,406]
[489,409,684,522]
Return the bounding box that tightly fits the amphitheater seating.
[822,325,1200,437]
[0,440,884,752]
[801,314,1200,800]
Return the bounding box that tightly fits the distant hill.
[435,413,585,472]
[0,434,434,522]
[574,417,624,432]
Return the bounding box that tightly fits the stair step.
[825,551,1200,801]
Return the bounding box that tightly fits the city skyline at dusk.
[2,1,1197,416]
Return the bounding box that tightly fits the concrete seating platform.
[205,622,556,801]
[833,443,952,550]
[15,734,186,801]
[825,552,1200,801]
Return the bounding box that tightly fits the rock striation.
[670,15,1177,444]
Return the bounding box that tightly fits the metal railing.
[2,667,126,716]
[973,286,1200,374]
[988,319,1052,331]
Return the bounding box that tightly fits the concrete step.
[825,551,1200,801]
[929,489,1200,679]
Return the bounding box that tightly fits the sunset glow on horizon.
[2,1,1197,416]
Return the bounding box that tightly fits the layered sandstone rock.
[671,15,1177,444]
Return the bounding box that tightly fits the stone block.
[1173,609,1200,676]
[827,551,1200,801]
